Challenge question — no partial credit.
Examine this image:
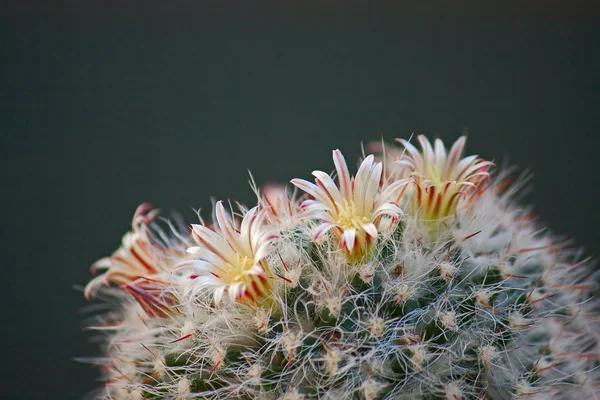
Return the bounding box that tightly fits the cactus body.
[83,136,599,399]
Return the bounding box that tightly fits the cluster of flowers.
[83,136,599,400]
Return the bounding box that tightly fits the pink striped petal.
[191,224,237,263]
[214,285,226,305]
[343,228,357,252]
[333,149,352,200]
[433,138,447,167]
[362,223,378,239]
[313,222,336,241]
[396,138,424,170]
[445,136,466,172]
[353,154,375,214]
[363,161,382,214]
[291,178,336,211]
[417,135,435,164]
[312,170,343,204]
[215,201,243,254]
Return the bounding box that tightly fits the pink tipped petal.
[290,178,321,199]
[313,222,336,241]
[445,136,467,172]
[172,259,212,272]
[190,275,218,287]
[215,201,243,254]
[299,206,328,220]
[451,155,480,181]
[228,282,243,302]
[90,257,113,274]
[250,209,271,251]
[214,285,226,305]
[460,163,493,182]
[343,228,357,252]
[353,154,375,214]
[380,179,410,203]
[417,135,435,162]
[191,224,237,263]
[312,170,343,204]
[186,246,230,267]
[433,138,447,167]
[254,244,277,262]
[363,161,382,214]
[84,276,105,300]
[333,149,352,200]
[300,201,329,214]
[239,206,259,255]
[247,265,266,278]
[372,202,403,220]
[396,139,424,169]
[363,223,378,239]
[291,178,336,210]
[132,203,159,227]
[467,171,491,182]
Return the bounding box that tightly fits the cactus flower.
[291,149,409,261]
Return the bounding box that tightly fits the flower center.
[226,256,255,283]
[336,199,370,230]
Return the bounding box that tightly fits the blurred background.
[2,1,599,399]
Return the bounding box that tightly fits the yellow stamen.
[226,256,255,283]
[335,199,369,230]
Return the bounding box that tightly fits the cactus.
[82,136,599,399]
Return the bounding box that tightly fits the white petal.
[363,161,382,214]
[291,178,336,211]
[254,243,277,262]
[353,155,375,214]
[214,285,226,305]
[312,170,343,204]
[396,138,424,170]
[252,229,278,249]
[185,248,230,274]
[90,257,113,272]
[300,200,328,213]
[215,201,243,254]
[434,138,447,168]
[229,282,243,302]
[417,135,435,164]
[466,171,491,183]
[191,224,237,263]
[190,275,220,287]
[362,222,378,239]
[333,149,352,200]
[313,222,336,241]
[240,206,259,255]
[250,210,273,254]
[247,265,266,278]
[445,136,467,173]
[372,202,402,220]
[83,275,106,300]
[343,228,357,252]
[451,155,479,181]
[173,259,212,272]
[459,162,493,183]
[300,207,329,220]
[379,179,410,204]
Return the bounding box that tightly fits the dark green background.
[2,2,599,399]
